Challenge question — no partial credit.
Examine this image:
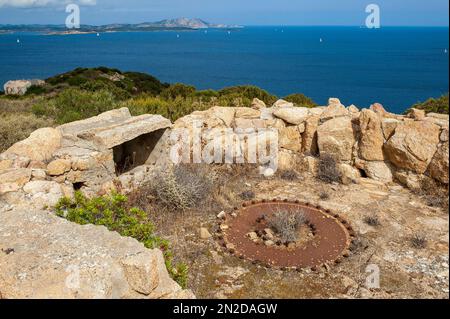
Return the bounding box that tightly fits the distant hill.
[0,18,243,34]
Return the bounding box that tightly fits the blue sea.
[0,26,448,113]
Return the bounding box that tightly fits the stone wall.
[0,108,193,299]
[171,98,449,188]
[0,98,448,299]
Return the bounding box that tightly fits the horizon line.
[1,23,448,28]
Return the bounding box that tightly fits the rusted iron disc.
[219,200,353,270]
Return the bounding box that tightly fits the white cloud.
[0,0,96,8]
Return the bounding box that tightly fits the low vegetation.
[2,67,447,153]
[136,165,218,212]
[410,234,427,249]
[1,67,317,127]
[407,93,449,115]
[55,191,188,288]
[32,88,117,124]
[279,170,298,181]
[364,215,381,227]
[319,191,330,201]
[268,210,307,244]
[0,112,53,152]
[317,154,341,184]
[283,93,317,108]
[239,190,256,200]
[416,178,449,212]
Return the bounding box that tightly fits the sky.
[0,0,448,26]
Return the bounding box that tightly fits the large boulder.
[370,103,388,116]
[0,208,193,299]
[239,130,278,164]
[23,181,64,207]
[358,109,385,161]
[0,168,31,194]
[302,115,320,155]
[407,108,426,121]
[384,121,440,174]
[273,107,310,125]
[320,99,348,123]
[428,141,449,184]
[76,114,171,149]
[3,79,44,96]
[251,98,266,109]
[317,116,356,161]
[394,170,426,190]
[422,116,449,128]
[360,161,394,183]
[272,99,294,108]
[47,159,72,176]
[279,126,302,152]
[234,107,261,119]
[210,107,235,127]
[338,163,361,185]
[5,128,62,162]
[381,118,400,140]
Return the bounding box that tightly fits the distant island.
[0,18,243,35]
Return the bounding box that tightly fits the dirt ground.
[144,167,449,299]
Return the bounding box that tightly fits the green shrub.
[32,88,118,124]
[25,85,48,96]
[123,71,169,95]
[55,191,188,288]
[123,95,210,122]
[45,67,168,97]
[161,83,196,100]
[194,89,219,99]
[218,85,277,106]
[407,94,449,115]
[283,93,317,108]
[79,78,131,100]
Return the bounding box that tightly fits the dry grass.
[0,112,54,152]
[0,96,43,114]
[267,209,307,244]
[240,190,255,200]
[416,178,449,212]
[317,154,341,184]
[319,191,330,200]
[364,215,381,227]
[410,234,427,249]
[279,170,298,181]
[129,164,218,213]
